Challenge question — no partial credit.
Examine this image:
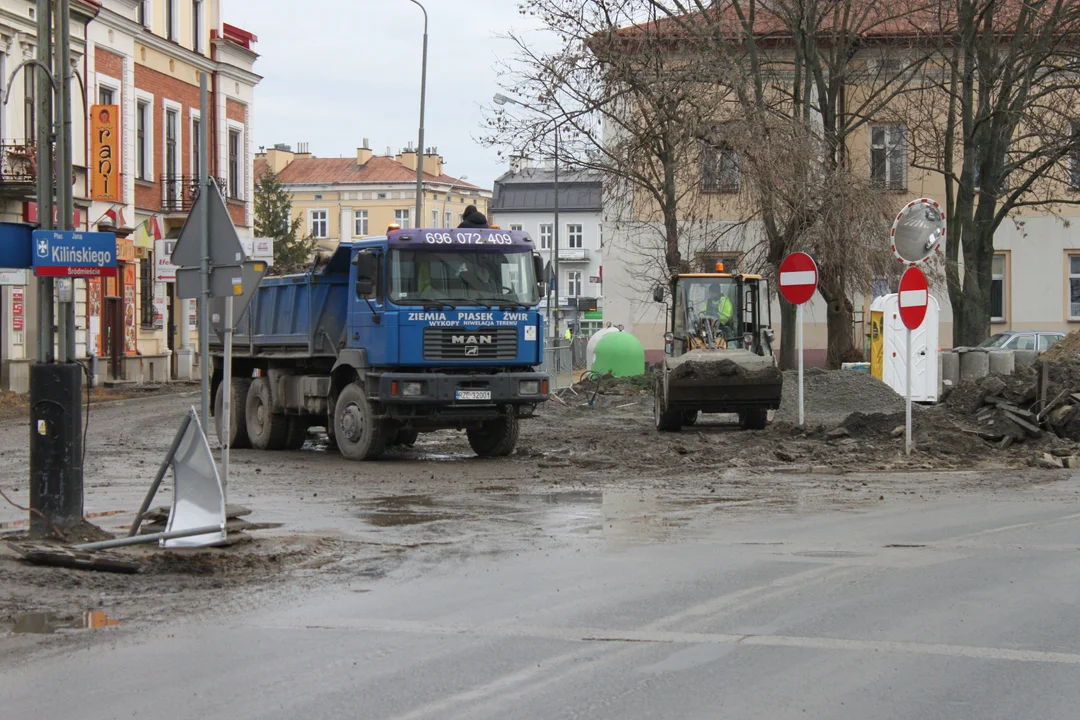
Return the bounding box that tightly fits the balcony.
[0,141,37,196]
[160,174,227,213]
[558,247,590,262]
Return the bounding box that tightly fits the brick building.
[0,0,259,390]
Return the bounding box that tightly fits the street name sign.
[31,230,117,277]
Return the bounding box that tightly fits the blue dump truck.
[210,227,550,460]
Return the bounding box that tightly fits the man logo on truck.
[452,335,492,345]
[465,346,480,356]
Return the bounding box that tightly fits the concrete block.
[988,350,1015,376]
[1013,349,1038,367]
[960,349,990,383]
[941,351,960,389]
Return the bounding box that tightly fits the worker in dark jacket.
[458,205,490,228]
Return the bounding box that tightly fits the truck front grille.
[423,327,518,361]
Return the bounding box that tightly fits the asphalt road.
[6,478,1080,719]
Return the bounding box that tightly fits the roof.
[254,155,480,190]
[491,168,603,213]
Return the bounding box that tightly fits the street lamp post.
[406,0,428,229]
[493,93,560,340]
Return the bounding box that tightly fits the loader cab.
[658,272,773,357]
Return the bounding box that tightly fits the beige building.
[254,141,490,251]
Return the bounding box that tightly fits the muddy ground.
[1,382,1070,659]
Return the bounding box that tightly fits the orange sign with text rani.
[91,104,120,201]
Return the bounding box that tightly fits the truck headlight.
[402,381,424,397]
[519,380,541,395]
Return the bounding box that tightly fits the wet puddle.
[12,610,121,635]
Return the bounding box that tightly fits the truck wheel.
[654,392,682,432]
[739,409,768,430]
[283,417,309,450]
[682,410,699,426]
[334,383,388,460]
[215,378,252,449]
[246,377,289,450]
[467,413,519,457]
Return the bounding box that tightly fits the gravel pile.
[775,368,905,427]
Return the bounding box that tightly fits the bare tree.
[483,0,746,299]
[644,0,936,367]
[900,0,1080,346]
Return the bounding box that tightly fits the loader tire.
[215,377,252,449]
[467,413,519,457]
[246,377,290,450]
[334,383,389,460]
[739,408,768,431]
[654,391,682,432]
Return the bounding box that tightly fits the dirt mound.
[1041,331,1080,363]
[669,359,782,385]
[775,369,905,427]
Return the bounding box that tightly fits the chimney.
[295,141,312,158]
[423,147,443,177]
[265,144,295,173]
[397,146,418,172]
[357,137,372,166]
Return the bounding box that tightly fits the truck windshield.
[389,249,539,306]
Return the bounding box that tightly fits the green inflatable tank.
[592,331,645,377]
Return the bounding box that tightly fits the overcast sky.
[225,0,549,190]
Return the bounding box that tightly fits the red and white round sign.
[778,252,818,305]
[898,266,929,330]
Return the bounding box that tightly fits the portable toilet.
[869,293,940,402]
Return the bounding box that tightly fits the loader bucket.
[663,349,783,415]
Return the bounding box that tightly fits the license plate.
[455,390,491,401]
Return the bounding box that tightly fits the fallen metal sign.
[163,408,226,548]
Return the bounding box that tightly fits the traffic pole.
[35,0,53,363]
[905,327,913,456]
[797,303,804,428]
[198,73,211,428]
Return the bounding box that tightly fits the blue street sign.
[0,222,33,269]
[32,230,118,278]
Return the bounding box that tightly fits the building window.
[1070,121,1080,190]
[355,209,368,236]
[228,129,241,199]
[510,224,523,231]
[192,117,200,180]
[140,258,155,329]
[136,100,149,180]
[444,211,452,228]
[166,0,176,40]
[701,142,739,193]
[1069,254,1080,320]
[395,209,410,228]
[165,109,177,177]
[539,223,553,250]
[567,270,582,297]
[310,210,328,238]
[137,0,150,27]
[871,124,907,190]
[98,86,114,105]
[192,0,202,51]
[24,66,34,141]
[431,209,438,228]
[567,224,583,248]
[991,253,1006,323]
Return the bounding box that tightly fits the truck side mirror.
[356,279,374,297]
[533,253,545,296]
[653,285,665,303]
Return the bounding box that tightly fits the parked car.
[977,330,1066,353]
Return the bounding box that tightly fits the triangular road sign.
[171,178,245,268]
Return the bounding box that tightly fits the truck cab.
[213,227,550,460]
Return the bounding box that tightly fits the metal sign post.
[898,266,929,456]
[778,252,818,428]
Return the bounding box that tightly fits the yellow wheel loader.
[652,269,782,432]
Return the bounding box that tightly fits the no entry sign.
[898,266,929,330]
[778,252,818,305]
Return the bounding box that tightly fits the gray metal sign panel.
[163,408,226,548]
[170,179,246,268]
[210,260,268,334]
[175,265,243,299]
